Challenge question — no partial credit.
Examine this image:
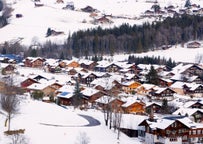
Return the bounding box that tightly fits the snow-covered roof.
[122,97,144,108]
[57,85,75,93]
[144,115,203,130]
[183,100,203,108]
[57,91,74,99]
[95,60,112,68]
[27,83,49,90]
[81,87,99,97]
[95,95,115,104]
[120,114,148,130]
[173,108,203,116]
[78,59,94,65]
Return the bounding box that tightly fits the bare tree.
[0,75,22,131]
[112,110,122,140]
[9,133,29,144]
[0,94,20,131]
[195,53,203,64]
[75,132,90,144]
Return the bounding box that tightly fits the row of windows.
[189,129,203,135]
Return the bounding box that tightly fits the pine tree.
[145,65,159,85]
[184,0,191,8]
[72,79,83,109]
[161,99,169,114]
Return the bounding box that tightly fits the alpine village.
[0,0,203,143]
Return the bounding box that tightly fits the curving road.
[78,114,101,127]
[40,114,100,127]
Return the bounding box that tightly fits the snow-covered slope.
[0,0,202,45]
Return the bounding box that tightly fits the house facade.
[138,116,203,144]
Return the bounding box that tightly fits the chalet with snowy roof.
[95,61,122,73]
[56,85,75,105]
[145,102,162,113]
[120,114,148,137]
[136,83,156,95]
[95,95,125,111]
[170,81,185,95]
[81,6,96,13]
[149,87,176,101]
[23,57,45,68]
[20,78,39,88]
[122,98,146,114]
[123,73,140,82]
[173,108,203,123]
[187,41,201,48]
[122,81,141,94]
[79,59,97,70]
[95,16,113,24]
[78,72,98,86]
[184,100,203,109]
[0,63,16,75]
[81,87,104,104]
[180,64,203,76]
[183,83,203,97]
[63,1,74,10]
[59,60,79,68]
[158,78,173,87]
[138,115,203,144]
[34,2,44,7]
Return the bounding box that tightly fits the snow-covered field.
[111,45,203,63]
[0,99,142,144]
[0,0,202,45]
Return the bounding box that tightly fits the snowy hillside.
[0,0,202,45]
[0,99,142,144]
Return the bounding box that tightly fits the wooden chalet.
[122,99,146,114]
[149,87,176,101]
[95,95,125,111]
[187,41,201,48]
[122,81,141,94]
[95,16,113,24]
[57,91,73,105]
[79,59,97,70]
[59,60,79,68]
[145,102,162,113]
[56,85,75,105]
[20,78,39,88]
[183,83,203,97]
[138,115,203,144]
[23,57,45,68]
[78,72,98,86]
[81,6,96,13]
[1,64,16,75]
[158,78,173,87]
[184,100,203,109]
[180,64,203,76]
[136,83,156,95]
[81,87,105,104]
[95,61,122,73]
[173,108,203,123]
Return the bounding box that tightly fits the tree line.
[1,14,203,59]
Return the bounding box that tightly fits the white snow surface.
[0,0,202,45]
[0,99,142,144]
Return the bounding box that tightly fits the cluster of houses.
[0,55,203,143]
[142,1,203,19]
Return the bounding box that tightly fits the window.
[182,135,188,140]
[198,130,201,135]
[193,130,196,135]
[170,138,177,141]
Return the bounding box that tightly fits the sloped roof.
[81,87,99,97]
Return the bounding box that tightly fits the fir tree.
[184,0,191,8]
[161,99,169,114]
[72,79,83,109]
[145,65,159,85]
